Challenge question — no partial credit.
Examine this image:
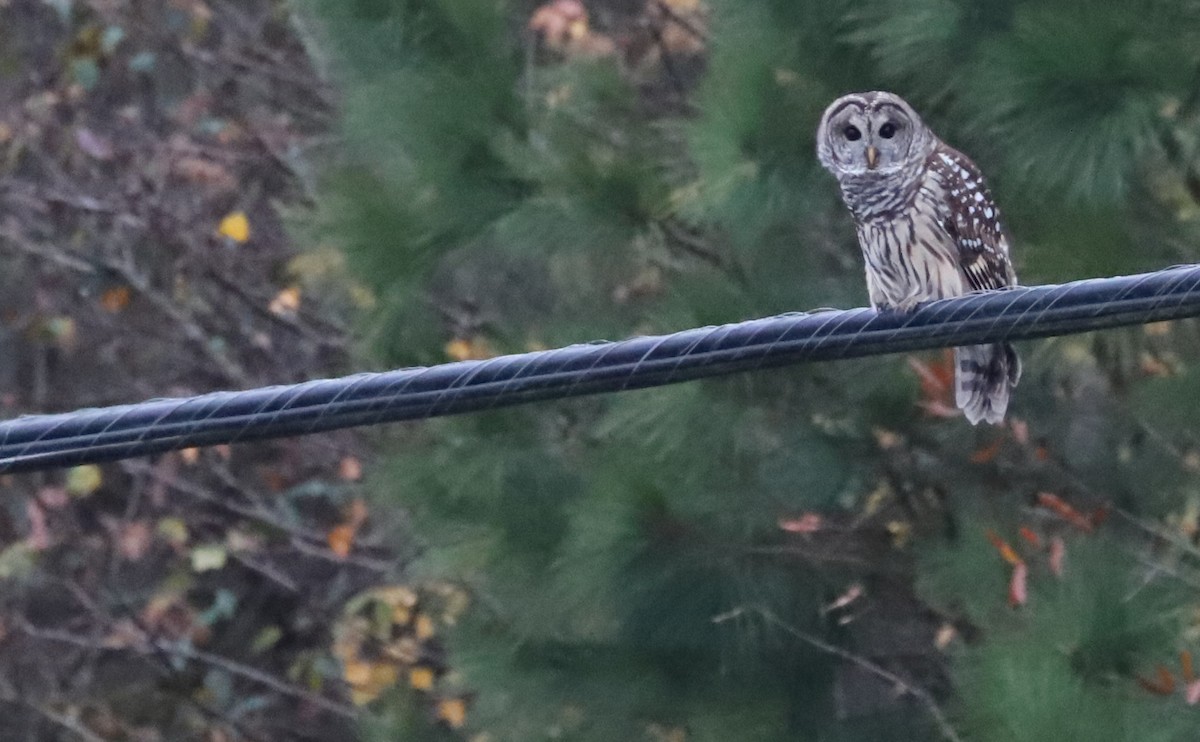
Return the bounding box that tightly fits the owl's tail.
[955,343,1021,425]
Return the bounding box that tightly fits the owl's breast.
[854,194,965,311]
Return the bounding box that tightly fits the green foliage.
[299,0,1200,739]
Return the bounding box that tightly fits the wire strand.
[2,264,1199,473]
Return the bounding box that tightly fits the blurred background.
[1,0,1200,739]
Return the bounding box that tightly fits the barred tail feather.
[954,343,1021,425]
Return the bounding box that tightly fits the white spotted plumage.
[816,91,1020,425]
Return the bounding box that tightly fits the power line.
[1,264,1198,473]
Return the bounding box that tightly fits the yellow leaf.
[346,662,399,705]
[43,316,77,351]
[384,636,421,664]
[934,623,957,650]
[190,543,228,572]
[252,625,282,654]
[886,520,912,549]
[391,605,412,626]
[349,284,377,310]
[217,211,250,243]
[0,543,34,579]
[343,659,373,686]
[444,338,472,361]
[287,249,345,280]
[409,666,435,691]
[437,698,468,728]
[444,336,496,361]
[156,518,189,547]
[376,585,420,609]
[66,465,103,497]
[862,480,891,516]
[189,0,214,39]
[415,613,436,640]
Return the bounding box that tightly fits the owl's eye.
[843,125,862,141]
[879,122,897,139]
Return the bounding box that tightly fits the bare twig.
[0,227,253,386]
[120,459,323,543]
[653,0,710,42]
[714,605,962,742]
[0,697,107,742]
[658,219,729,271]
[16,619,358,720]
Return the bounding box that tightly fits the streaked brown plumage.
[816,91,1019,424]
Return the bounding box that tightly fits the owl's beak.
[865,146,879,170]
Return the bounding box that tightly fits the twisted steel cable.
[1,264,1199,473]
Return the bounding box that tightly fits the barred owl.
[816,91,1020,425]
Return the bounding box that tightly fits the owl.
[816,91,1019,425]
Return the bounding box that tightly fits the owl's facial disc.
[817,93,928,178]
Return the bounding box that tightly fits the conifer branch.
[716,606,963,742]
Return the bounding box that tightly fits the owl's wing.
[927,146,1017,292]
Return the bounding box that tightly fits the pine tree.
[299,0,1200,739]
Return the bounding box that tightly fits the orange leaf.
[1156,665,1177,694]
[1048,536,1066,577]
[907,350,956,415]
[444,336,496,361]
[409,666,435,691]
[1008,562,1028,607]
[99,285,130,313]
[934,623,957,650]
[339,456,363,482]
[173,156,236,191]
[529,0,587,48]
[415,613,436,641]
[37,486,70,509]
[779,513,822,534]
[970,438,1003,464]
[907,350,955,397]
[118,520,153,561]
[916,399,961,418]
[25,500,51,551]
[1187,679,1200,706]
[437,698,468,728]
[823,583,864,613]
[343,659,372,686]
[327,524,355,558]
[1183,650,1195,684]
[1009,418,1030,445]
[985,529,1023,566]
[1018,526,1041,548]
[1137,673,1174,695]
[269,286,301,317]
[347,498,369,529]
[1036,492,1094,532]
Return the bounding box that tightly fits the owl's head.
[816,91,934,178]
